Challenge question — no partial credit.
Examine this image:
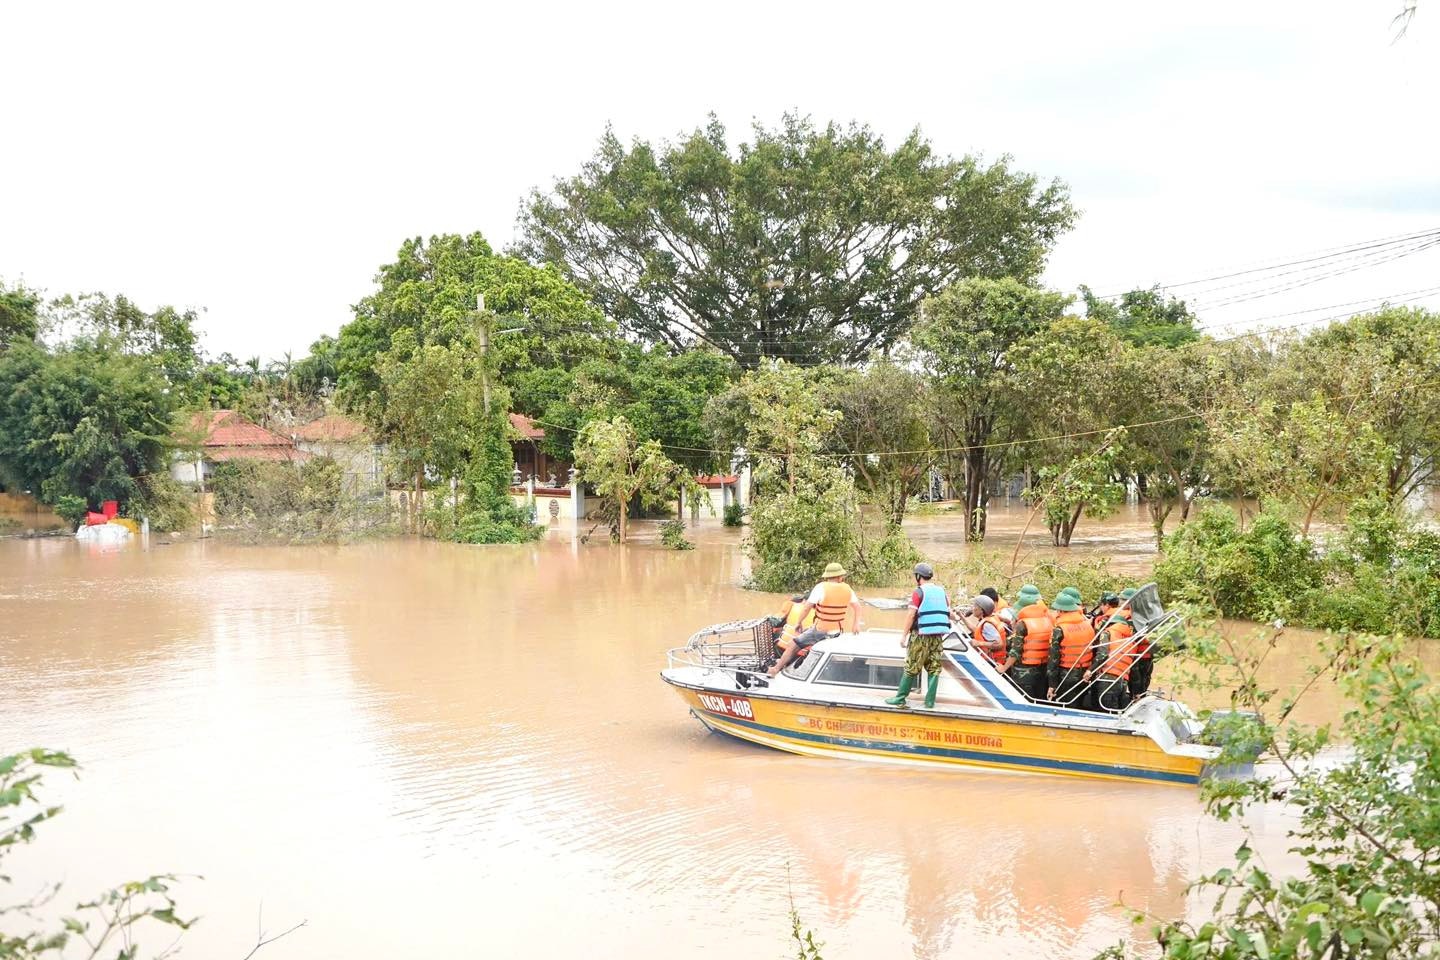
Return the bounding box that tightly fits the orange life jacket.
[1091,606,1118,632]
[1016,602,1049,622]
[1055,611,1095,669]
[1019,611,1055,666]
[812,580,855,633]
[977,614,1008,663]
[776,599,816,652]
[1098,618,1137,678]
[1118,604,1153,659]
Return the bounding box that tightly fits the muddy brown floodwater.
[1,504,1425,959]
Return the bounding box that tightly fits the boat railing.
[667,618,776,686]
[1049,612,1186,712]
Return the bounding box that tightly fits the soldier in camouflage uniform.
[885,562,952,709]
[1001,583,1052,701]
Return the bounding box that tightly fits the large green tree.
[512,344,736,474]
[832,362,932,531]
[519,114,1075,367]
[334,232,611,423]
[1281,307,1440,503]
[48,293,203,394]
[1009,316,1127,547]
[910,277,1072,540]
[0,339,174,506]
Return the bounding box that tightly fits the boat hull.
[666,679,1205,786]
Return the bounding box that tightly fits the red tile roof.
[293,414,369,443]
[696,474,739,486]
[191,410,309,462]
[509,412,545,440]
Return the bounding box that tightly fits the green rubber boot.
[923,672,939,709]
[884,672,915,706]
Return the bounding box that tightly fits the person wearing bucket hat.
[767,562,861,677]
[1002,585,1055,700]
[1047,587,1097,709]
[1014,584,1044,614]
[885,562,952,709]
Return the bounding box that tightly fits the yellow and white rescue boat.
[662,588,1244,786]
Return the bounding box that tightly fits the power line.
[1084,225,1440,300]
[1189,238,1440,311]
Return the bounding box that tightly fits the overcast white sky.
[3,0,1437,359]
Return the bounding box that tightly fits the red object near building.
[101,500,118,519]
[85,511,108,526]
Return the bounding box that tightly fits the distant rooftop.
[293,413,369,443]
[191,410,309,462]
[509,412,545,440]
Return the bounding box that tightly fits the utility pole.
[476,293,492,415]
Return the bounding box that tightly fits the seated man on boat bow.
[767,562,861,677]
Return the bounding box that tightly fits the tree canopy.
[519,114,1075,367]
[333,232,611,424]
[1081,285,1201,349]
[910,277,1073,539]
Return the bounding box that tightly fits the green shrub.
[850,525,921,587]
[452,499,542,544]
[52,493,88,526]
[1303,510,1440,639]
[1155,502,1321,621]
[211,457,392,543]
[722,502,744,527]
[131,473,196,532]
[747,476,856,592]
[660,518,694,550]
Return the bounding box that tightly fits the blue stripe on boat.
[949,654,1097,719]
[702,713,1199,785]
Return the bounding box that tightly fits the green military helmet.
[1120,587,1138,602]
[1014,584,1042,607]
[1058,586,1082,603]
[1051,591,1081,612]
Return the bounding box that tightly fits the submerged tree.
[520,114,1075,367]
[833,362,933,532]
[1211,393,1392,536]
[712,360,860,590]
[572,414,682,543]
[910,277,1072,541]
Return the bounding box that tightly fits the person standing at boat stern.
[1002,584,1053,700]
[885,562,951,709]
[1047,588,1096,708]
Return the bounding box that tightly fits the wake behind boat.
[661,586,1251,786]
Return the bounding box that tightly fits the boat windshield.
[783,651,823,681]
[813,654,905,689]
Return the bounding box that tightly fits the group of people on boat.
[764,561,1156,713]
